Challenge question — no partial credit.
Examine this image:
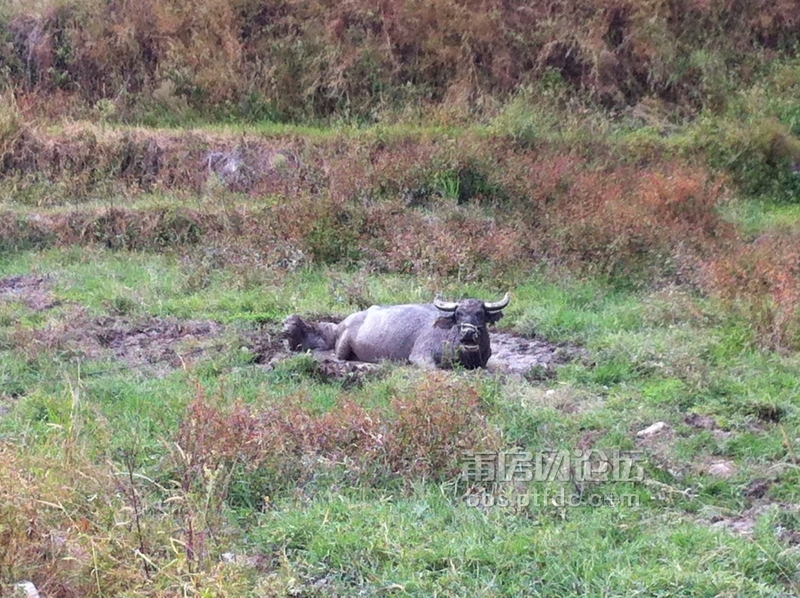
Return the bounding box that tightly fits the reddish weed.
[702,233,800,350]
[171,373,499,493]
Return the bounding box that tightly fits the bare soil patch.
[20,311,225,377]
[1,275,227,375]
[0,274,59,311]
[487,331,582,376]
[239,324,289,364]
[707,502,800,544]
[91,316,225,371]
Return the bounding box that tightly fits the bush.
[693,117,800,202]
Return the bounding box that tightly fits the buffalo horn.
[433,295,458,312]
[483,292,510,312]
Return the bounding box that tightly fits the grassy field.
[2,241,800,596]
[3,1,800,595]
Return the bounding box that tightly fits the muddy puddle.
[277,315,583,382]
[0,274,229,377]
[1,273,581,384]
[90,316,225,371]
[487,332,581,376]
[21,312,226,376]
[0,274,60,311]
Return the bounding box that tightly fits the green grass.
[2,236,800,595]
[720,199,800,237]
[253,487,796,597]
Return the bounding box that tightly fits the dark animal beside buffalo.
[284,293,510,369]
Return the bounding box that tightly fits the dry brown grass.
[702,232,800,351]
[0,133,725,275]
[0,440,159,596]
[174,372,499,488]
[543,163,730,278]
[2,0,798,120]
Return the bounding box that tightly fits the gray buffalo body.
[285,294,510,369]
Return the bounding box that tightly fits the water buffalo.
[284,293,510,369]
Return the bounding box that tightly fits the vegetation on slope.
[1,0,800,123]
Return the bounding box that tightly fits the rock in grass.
[12,582,41,598]
[708,460,737,478]
[637,421,669,438]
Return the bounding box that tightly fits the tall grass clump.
[170,372,500,500]
[703,232,800,351]
[690,116,800,203]
[0,92,23,158]
[0,436,264,596]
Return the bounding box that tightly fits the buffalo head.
[433,293,510,367]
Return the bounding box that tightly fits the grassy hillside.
[2,1,800,596]
[2,0,800,124]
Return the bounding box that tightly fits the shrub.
[693,117,800,202]
[384,373,500,478]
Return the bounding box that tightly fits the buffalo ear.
[433,315,456,329]
[486,311,504,324]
